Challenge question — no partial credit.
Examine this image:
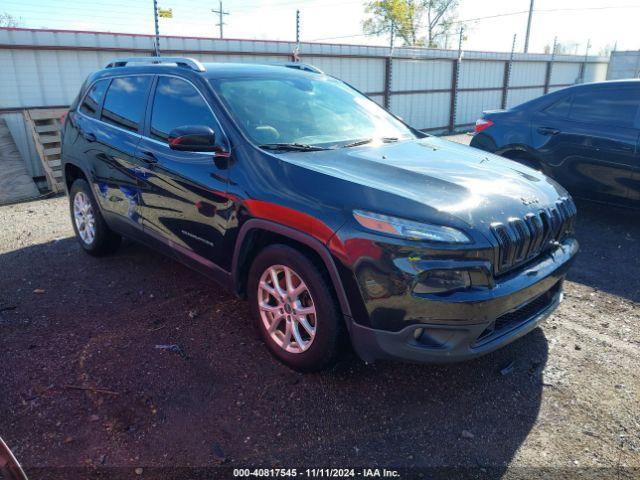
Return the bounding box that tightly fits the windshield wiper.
[259,143,328,152]
[341,137,400,148]
[342,138,374,148]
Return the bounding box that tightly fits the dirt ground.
[0,159,639,478]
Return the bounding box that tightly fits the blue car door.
[531,84,640,205]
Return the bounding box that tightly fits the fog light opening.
[413,327,424,340]
[412,327,455,349]
[413,269,472,295]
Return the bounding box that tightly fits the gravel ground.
[0,166,639,478]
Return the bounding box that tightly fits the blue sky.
[2,0,638,54]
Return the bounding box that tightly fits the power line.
[452,4,640,25]
[231,0,363,11]
[311,4,640,42]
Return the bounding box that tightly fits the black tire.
[69,179,121,256]
[247,244,343,372]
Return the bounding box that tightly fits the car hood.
[282,136,569,228]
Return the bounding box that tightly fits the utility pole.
[524,0,534,53]
[211,1,229,39]
[152,0,160,56]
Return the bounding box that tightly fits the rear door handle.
[138,151,158,164]
[537,127,560,136]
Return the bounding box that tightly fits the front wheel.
[69,179,121,256]
[247,244,343,372]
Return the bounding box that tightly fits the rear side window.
[150,77,219,142]
[544,95,572,118]
[79,79,109,118]
[569,87,640,128]
[101,76,152,132]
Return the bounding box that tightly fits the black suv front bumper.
[346,238,578,363]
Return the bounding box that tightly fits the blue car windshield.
[209,74,416,148]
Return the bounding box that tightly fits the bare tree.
[543,41,580,55]
[424,0,458,48]
[0,12,22,27]
[598,43,615,57]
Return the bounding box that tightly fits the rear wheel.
[248,244,343,372]
[69,179,121,256]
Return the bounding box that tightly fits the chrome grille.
[491,197,576,275]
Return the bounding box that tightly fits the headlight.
[353,210,471,243]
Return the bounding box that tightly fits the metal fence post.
[543,36,557,94]
[152,0,160,56]
[579,39,591,83]
[383,25,394,111]
[384,57,392,110]
[448,60,458,132]
[501,34,517,109]
[449,27,464,133]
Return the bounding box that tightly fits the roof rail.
[105,57,206,72]
[280,62,324,74]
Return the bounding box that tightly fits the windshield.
[209,74,417,148]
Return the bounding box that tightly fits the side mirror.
[168,125,220,152]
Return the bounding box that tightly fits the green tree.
[363,0,459,47]
[363,0,422,46]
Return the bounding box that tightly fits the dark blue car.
[470,80,640,208]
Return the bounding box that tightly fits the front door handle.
[138,151,158,164]
[81,131,96,142]
[537,126,560,136]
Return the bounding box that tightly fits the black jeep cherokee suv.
[61,57,578,371]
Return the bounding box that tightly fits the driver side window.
[150,76,221,142]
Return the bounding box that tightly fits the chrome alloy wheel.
[257,265,317,353]
[73,191,96,245]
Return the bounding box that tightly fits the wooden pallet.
[0,117,40,205]
[24,108,67,193]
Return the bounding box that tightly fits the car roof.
[93,59,323,80]
[564,79,640,91]
[509,78,640,111]
[201,62,321,79]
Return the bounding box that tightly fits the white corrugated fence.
[0,27,610,181]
